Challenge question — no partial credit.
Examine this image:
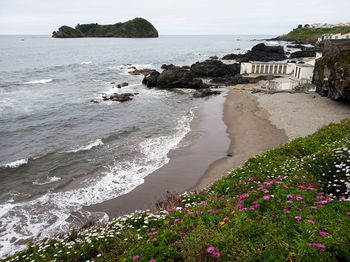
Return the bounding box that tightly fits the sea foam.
[23,78,53,84]
[67,139,104,153]
[0,111,194,258]
[0,159,28,169]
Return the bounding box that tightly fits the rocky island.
[52,17,158,38]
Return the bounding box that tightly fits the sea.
[0,35,271,256]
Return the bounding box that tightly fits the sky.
[0,0,349,35]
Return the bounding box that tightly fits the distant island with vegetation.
[52,18,158,38]
[277,23,350,42]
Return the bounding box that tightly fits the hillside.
[4,120,350,261]
[278,26,350,43]
[52,18,158,38]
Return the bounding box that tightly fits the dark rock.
[111,82,116,84]
[161,64,175,70]
[182,66,190,70]
[142,70,160,87]
[157,66,206,89]
[90,99,100,103]
[313,40,350,101]
[102,93,134,102]
[121,82,129,87]
[210,74,249,86]
[129,68,154,76]
[190,60,240,77]
[222,43,287,62]
[222,54,238,60]
[193,89,222,98]
[209,56,219,60]
[290,50,317,58]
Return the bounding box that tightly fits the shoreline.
[86,92,230,217]
[87,83,350,219]
[86,83,291,218]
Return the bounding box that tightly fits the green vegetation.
[52,18,158,38]
[3,120,350,261]
[279,26,350,42]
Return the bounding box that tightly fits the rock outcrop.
[142,60,241,89]
[156,66,206,89]
[222,43,287,62]
[193,89,222,98]
[313,40,350,101]
[290,49,317,58]
[190,60,240,77]
[102,93,136,102]
[52,18,158,38]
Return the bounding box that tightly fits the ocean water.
[0,35,269,256]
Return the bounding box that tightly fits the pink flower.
[261,188,269,194]
[175,218,181,223]
[163,221,169,225]
[223,217,229,222]
[287,194,293,199]
[287,200,293,204]
[151,238,157,241]
[295,195,303,201]
[307,243,326,249]
[319,231,329,236]
[149,259,156,262]
[308,220,315,225]
[263,195,272,200]
[239,193,249,201]
[133,255,140,261]
[284,208,291,214]
[151,228,156,231]
[294,216,302,221]
[213,251,221,258]
[207,246,215,254]
[346,212,350,216]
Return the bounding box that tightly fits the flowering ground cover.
[3,120,350,261]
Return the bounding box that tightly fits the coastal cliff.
[52,18,158,38]
[313,40,350,101]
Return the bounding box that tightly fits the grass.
[3,120,350,261]
[279,26,350,42]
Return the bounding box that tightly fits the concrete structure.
[240,62,295,75]
[318,33,350,42]
[294,64,314,81]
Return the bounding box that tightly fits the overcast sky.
[0,0,349,35]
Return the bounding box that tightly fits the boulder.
[193,89,222,98]
[102,93,134,102]
[116,82,129,88]
[142,70,160,87]
[161,64,175,70]
[210,74,250,86]
[222,54,238,60]
[157,66,206,89]
[190,60,240,77]
[209,56,219,60]
[290,50,317,58]
[129,68,154,76]
[222,43,287,62]
[313,40,350,101]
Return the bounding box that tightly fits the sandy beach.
[87,83,350,218]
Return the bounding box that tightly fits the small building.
[318,33,350,42]
[294,64,314,81]
[240,62,295,75]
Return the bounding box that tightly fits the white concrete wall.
[295,66,314,80]
[240,62,296,75]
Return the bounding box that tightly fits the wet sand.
[86,93,230,217]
